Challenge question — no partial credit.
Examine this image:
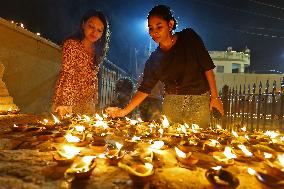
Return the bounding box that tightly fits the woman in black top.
[106,5,223,127]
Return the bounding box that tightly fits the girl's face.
[148,16,173,44]
[82,16,104,43]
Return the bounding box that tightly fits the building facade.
[209,47,250,74]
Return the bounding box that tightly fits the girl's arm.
[205,69,224,115]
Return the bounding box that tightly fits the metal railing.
[98,59,135,109]
[212,78,284,132]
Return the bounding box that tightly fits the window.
[216,66,224,73]
[232,63,241,73]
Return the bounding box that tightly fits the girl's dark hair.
[67,9,110,66]
[147,5,177,30]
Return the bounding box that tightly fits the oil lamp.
[118,162,154,188]
[53,145,80,165]
[265,154,284,179]
[105,142,125,166]
[213,146,236,166]
[175,147,198,166]
[248,167,284,188]
[64,156,97,181]
[206,166,239,188]
[203,139,222,152]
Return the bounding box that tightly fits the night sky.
[1,0,284,74]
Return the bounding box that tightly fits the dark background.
[1,0,284,74]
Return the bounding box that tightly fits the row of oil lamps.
[11,113,284,187]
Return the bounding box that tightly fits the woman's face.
[148,16,172,44]
[82,16,104,43]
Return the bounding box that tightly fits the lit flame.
[150,141,164,149]
[58,145,80,159]
[264,152,273,159]
[95,114,103,121]
[82,156,96,164]
[125,117,138,125]
[247,167,256,175]
[162,115,169,128]
[13,124,18,128]
[51,114,60,124]
[137,117,143,122]
[216,124,222,130]
[244,135,250,140]
[74,125,85,132]
[247,168,264,182]
[144,163,153,171]
[180,125,187,134]
[277,154,284,168]
[223,147,237,159]
[65,133,80,142]
[43,119,49,124]
[20,23,24,28]
[131,136,141,142]
[98,154,106,158]
[237,145,253,157]
[241,126,247,132]
[232,130,239,138]
[264,130,279,139]
[83,115,91,122]
[208,139,220,147]
[212,166,222,171]
[115,142,123,150]
[36,32,40,36]
[94,120,108,129]
[158,128,164,136]
[103,113,108,118]
[175,147,186,158]
[8,108,12,112]
[191,124,200,133]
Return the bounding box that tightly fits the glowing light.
[115,142,123,150]
[58,145,80,159]
[232,131,239,138]
[212,166,222,171]
[51,113,60,124]
[131,136,141,142]
[264,152,272,159]
[83,115,91,122]
[175,147,186,158]
[162,115,169,128]
[238,145,253,157]
[95,114,103,121]
[223,147,237,159]
[74,125,85,132]
[150,141,164,149]
[65,133,80,142]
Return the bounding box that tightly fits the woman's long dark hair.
[67,9,110,66]
[147,5,177,30]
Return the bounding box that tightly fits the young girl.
[107,5,223,127]
[52,9,110,116]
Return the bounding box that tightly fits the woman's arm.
[52,40,78,114]
[106,91,149,117]
[205,69,224,115]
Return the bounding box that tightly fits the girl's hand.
[210,97,224,116]
[105,107,126,118]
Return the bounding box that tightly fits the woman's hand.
[53,106,73,117]
[210,97,224,116]
[105,107,127,118]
